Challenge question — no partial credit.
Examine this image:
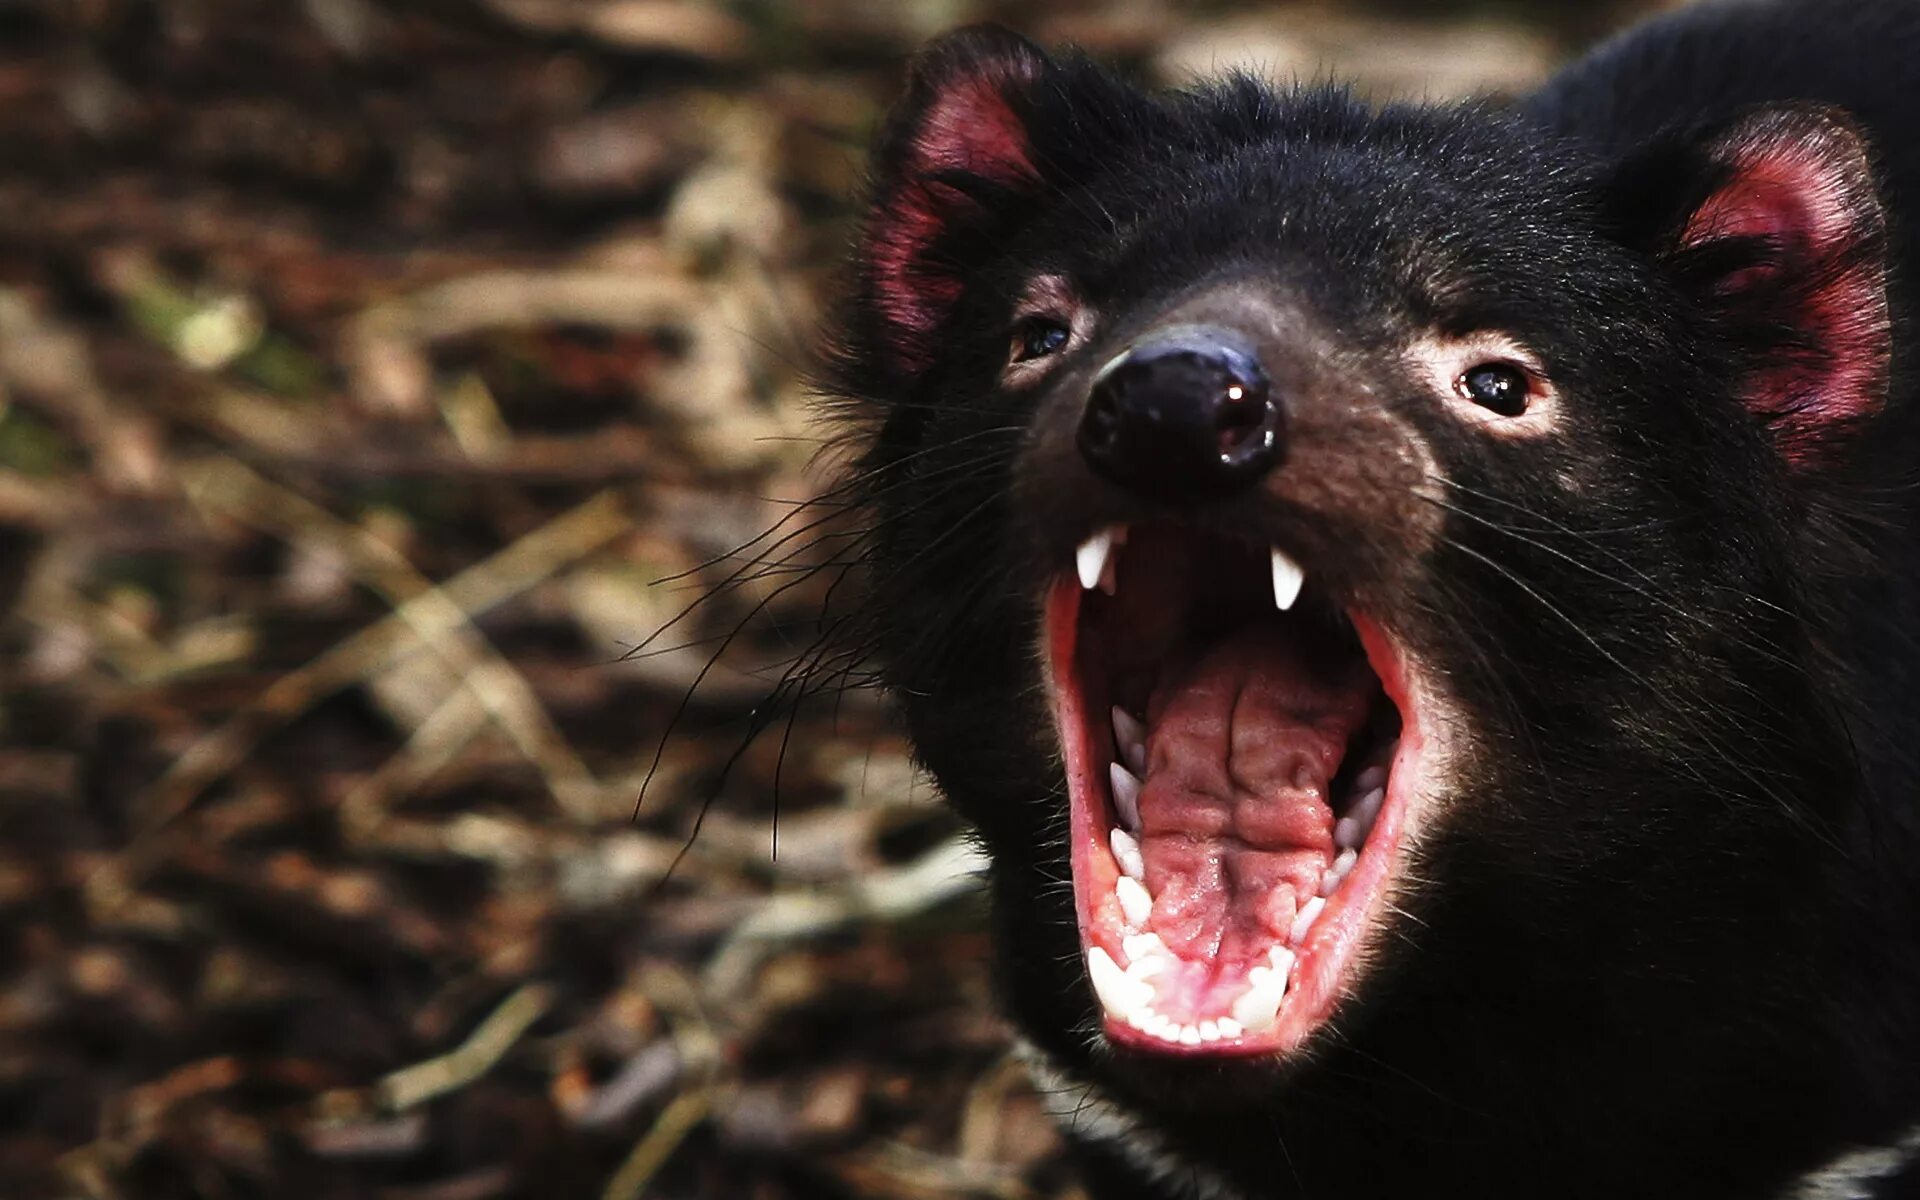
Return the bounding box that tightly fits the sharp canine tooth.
[1110,827,1146,880]
[1290,896,1326,945]
[1111,707,1147,775]
[1270,546,1305,611]
[1077,528,1116,591]
[1232,965,1289,1032]
[1109,763,1143,829]
[1088,947,1149,1018]
[1116,875,1153,927]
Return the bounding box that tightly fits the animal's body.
[821,1,1920,1195]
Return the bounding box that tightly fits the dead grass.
[0,1,1654,1196]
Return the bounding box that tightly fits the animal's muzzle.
[1076,326,1285,504]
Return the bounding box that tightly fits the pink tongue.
[1137,624,1374,965]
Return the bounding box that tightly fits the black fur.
[817,2,1920,1196]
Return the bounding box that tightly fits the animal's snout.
[1076,327,1285,504]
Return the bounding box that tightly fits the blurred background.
[0,1,1668,1197]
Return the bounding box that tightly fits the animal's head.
[824,25,1893,1193]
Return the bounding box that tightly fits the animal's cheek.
[1465,416,1614,505]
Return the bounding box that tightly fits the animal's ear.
[858,25,1054,377]
[1607,105,1890,469]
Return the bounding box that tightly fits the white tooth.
[1179,1024,1203,1046]
[1198,1020,1220,1042]
[1268,945,1296,978]
[1216,1017,1244,1039]
[1246,964,1271,986]
[1270,546,1305,611]
[1123,932,1166,964]
[1355,765,1388,794]
[1109,763,1143,829]
[1111,707,1148,775]
[1322,848,1358,895]
[1231,967,1289,1033]
[1290,896,1326,945]
[1351,787,1384,837]
[1077,528,1116,591]
[1116,875,1154,927]
[1334,816,1363,851]
[1110,827,1146,881]
[1088,947,1150,1018]
[1126,954,1167,982]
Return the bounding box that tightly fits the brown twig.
[377,983,556,1113]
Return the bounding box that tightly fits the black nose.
[1076,328,1284,504]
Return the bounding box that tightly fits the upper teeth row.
[1077,526,1305,611]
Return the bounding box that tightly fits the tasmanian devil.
[812,0,1920,1195]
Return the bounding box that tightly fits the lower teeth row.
[1092,741,1393,1046]
[1088,940,1297,1044]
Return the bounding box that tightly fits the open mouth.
[1044,522,1424,1057]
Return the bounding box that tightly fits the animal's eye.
[1455,362,1531,416]
[1011,317,1072,364]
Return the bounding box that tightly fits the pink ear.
[862,27,1050,374]
[1671,108,1889,467]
